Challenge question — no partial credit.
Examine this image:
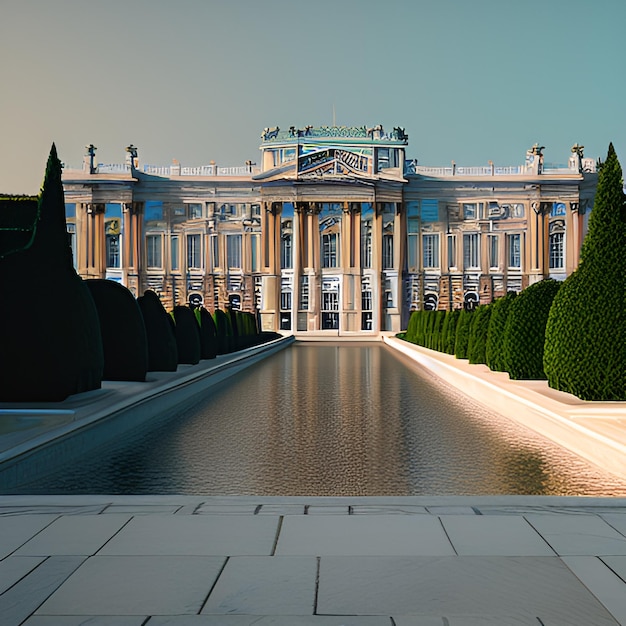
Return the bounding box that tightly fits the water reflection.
[15,343,626,496]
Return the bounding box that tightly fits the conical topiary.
[544,143,626,399]
[485,292,517,372]
[0,145,103,401]
[137,290,178,371]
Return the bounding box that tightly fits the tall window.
[280,290,292,310]
[507,233,521,268]
[447,234,457,269]
[422,234,439,268]
[549,232,564,269]
[106,234,120,268]
[146,234,162,268]
[382,233,394,269]
[322,233,338,267]
[171,236,179,271]
[488,235,499,269]
[407,216,419,271]
[463,233,480,269]
[67,223,77,268]
[187,234,202,269]
[299,276,309,310]
[281,233,293,269]
[210,235,219,269]
[361,221,372,268]
[251,234,260,272]
[227,234,242,268]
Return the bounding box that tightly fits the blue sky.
[1,0,624,194]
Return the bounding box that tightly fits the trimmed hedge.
[441,309,460,354]
[502,279,561,380]
[86,279,148,381]
[195,306,218,359]
[544,143,626,400]
[485,292,517,372]
[213,309,234,354]
[137,290,178,371]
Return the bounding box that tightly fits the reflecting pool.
[15,343,626,496]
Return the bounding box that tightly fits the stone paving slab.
[97,514,279,556]
[440,514,555,556]
[275,514,455,556]
[35,556,225,616]
[148,617,392,625]
[0,514,58,558]
[317,555,618,623]
[201,556,317,615]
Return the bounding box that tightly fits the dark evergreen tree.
[405,311,418,343]
[544,143,626,399]
[0,145,103,400]
[467,303,492,365]
[442,309,460,354]
[454,308,473,359]
[86,279,148,381]
[213,309,234,354]
[503,279,561,380]
[195,306,218,359]
[485,292,517,372]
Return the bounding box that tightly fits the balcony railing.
[64,163,261,177]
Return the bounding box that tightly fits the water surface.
[17,343,626,496]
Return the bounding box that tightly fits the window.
[227,234,242,268]
[210,235,219,269]
[382,234,394,269]
[106,235,120,268]
[463,233,480,269]
[447,234,457,269]
[463,203,477,220]
[322,233,338,267]
[171,236,179,270]
[549,232,564,269]
[281,233,293,269]
[187,234,202,269]
[67,223,76,268]
[188,203,202,219]
[407,215,419,270]
[362,290,372,311]
[280,291,292,310]
[299,276,309,310]
[146,234,162,268]
[422,234,439,268]
[361,221,372,268]
[507,234,521,269]
[488,235,499,269]
[251,234,260,272]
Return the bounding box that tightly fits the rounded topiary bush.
[544,143,626,400]
[137,290,178,371]
[502,279,561,380]
[172,305,201,364]
[485,292,517,372]
[213,309,234,354]
[86,279,148,381]
[195,306,218,359]
[467,303,492,365]
[454,308,473,359]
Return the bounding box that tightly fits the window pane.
[187,234,201,269]
[508,234,521,268]
[549,232,564,269]
[382,234,394,269]
[147,234,162,268]
[170,236,179,270]
[463,233,480,269]
[227,234,242,268]
[489,235,499,269]
[422,234,439,268]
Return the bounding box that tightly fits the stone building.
[61,130,597,335]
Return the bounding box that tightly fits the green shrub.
[442,309,460,354]
[544,144,626,400]
[405,311,418,343]
[502,279,561,379]
[172,305,201,364]
[454,308,473,359]
[485,292,517,372]
[195,306,218,359]
[137,290,178,371]
[431,310,446,351]
[86,279,148,381]
[467,303,492,365]
[213,309,234,354]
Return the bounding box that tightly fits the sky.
[1,0,625,194]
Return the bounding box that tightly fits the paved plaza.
[0,495,625,624]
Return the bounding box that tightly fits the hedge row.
[402,279,562,382]
[0,145,277,402]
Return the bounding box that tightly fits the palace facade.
[61,126,598,335]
